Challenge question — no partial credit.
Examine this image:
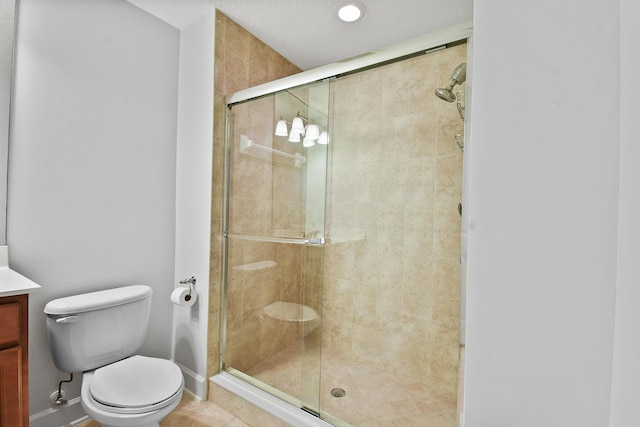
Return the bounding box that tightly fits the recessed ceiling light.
[334,1,366,23]
[338,5,361,22]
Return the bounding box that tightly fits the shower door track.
[225,21,472,107]
[212,372,335,427]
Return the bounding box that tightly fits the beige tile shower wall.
[271,88,317,237]
[324,44,466,401]
[208,11,301,379]
[301,245,324,347]
[225,239,304,371]
[224,85,308,372]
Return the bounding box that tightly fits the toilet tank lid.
[44,285,153,315]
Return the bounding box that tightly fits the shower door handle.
[304,238,325,245]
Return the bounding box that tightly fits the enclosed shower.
[218,42,467,427]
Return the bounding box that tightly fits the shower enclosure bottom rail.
[211,372,335,427]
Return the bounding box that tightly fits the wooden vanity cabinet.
[0,294,29,427]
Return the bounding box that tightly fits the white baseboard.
[175,361,207,400]
[29,396,89,427]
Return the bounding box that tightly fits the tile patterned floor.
[77,345,463,427]
[76,393,250,427]
[244,342,458,427]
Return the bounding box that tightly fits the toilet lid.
[90,355,183,408]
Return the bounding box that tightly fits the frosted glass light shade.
[303,136,315,147]
[275,119,288,136]
[291,116,305,135]
[288,130,301,143]
[306,124,320,140]
[317,131,329,145]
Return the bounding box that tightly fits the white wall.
[464,1,620,426]
[8,0,180,423]
[609,1,640,425]
[172,9,215,400]
[0,0,14,245]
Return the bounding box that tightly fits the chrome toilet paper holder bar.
[179,276,197,300]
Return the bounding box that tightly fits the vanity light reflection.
[275,114,327,147]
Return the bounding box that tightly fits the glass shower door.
[220,41,466,427]
[222,81,330,415]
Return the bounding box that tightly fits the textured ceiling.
[127,0,473,70]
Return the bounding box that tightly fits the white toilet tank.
[44,285,153,373]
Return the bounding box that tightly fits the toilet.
[44,285,184,427]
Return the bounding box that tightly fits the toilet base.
[98,422,159,427]
[82,398,179,427]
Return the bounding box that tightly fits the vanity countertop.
[0,267,41,297]
[0,246,41,297]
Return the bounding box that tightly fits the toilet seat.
[89,355,184,414]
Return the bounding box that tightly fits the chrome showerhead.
[435,87,457,102]
[435,63,467,103]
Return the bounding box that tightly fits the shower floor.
[243,341,458,427]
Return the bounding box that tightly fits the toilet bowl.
[44,285,185,427]
[80,355,184,427]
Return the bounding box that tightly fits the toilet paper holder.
[179,276,196,301]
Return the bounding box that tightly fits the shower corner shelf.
[239,135,306,167]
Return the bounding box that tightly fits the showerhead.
[435,63,467,102]
[435,87,457,102]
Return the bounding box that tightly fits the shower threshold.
[211,371,336,427]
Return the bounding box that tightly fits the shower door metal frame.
[224,21,472,106]
[219,79,331,411]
